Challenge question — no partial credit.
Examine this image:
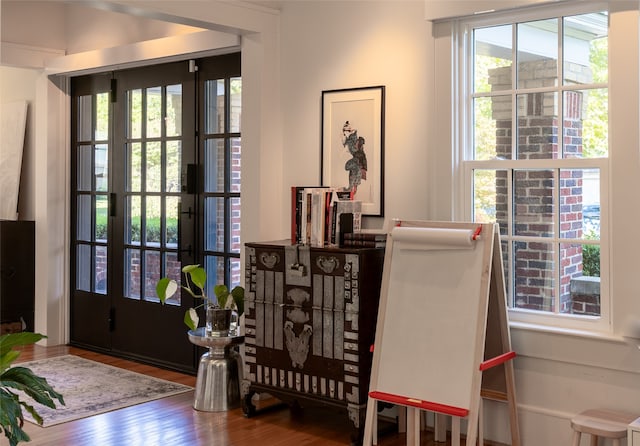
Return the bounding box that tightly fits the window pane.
[128,89,142,139]
[145,142,161,192]
[204,79,225,134]
[561,242,600,316]
[144,250,161,301]
[474,96,512,160]
[230,257,241,289]
[124,248,141,299]
[563,13,608,84]
[128,142,142,192]
[517,19,558,89]
[77,145,92,191]
[76,244,91,291]
[231,137,241,193]
[95,92,109,141]
[77,195,91,241]
[474,169,497,219]
[95,144,108,192]
[146,196,161,244]
[205,139,224,192]
[166,84,182,137]
[513,240,555,312]
[516,92,558,160]
[513,169,555,237]
[77,95,92,141]
[146,86,162,138]
[474,25,513,93]
[559,168,600,240]
[127,195,141,245]
[564,89,608,158]
[95,245,107,294]
[95,195,108,242]
[230,78,242,132]
[166,140,181,192]
[205,197,224,251]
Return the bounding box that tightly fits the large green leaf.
[0,333,45,358]
[156,277,178,304]
[0,388,31,446]
[187,267,207,290]
[1,366,65,409]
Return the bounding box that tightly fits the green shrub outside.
[95,216,178,243]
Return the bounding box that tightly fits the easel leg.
[406,407,420,446]
[479,399,484,446]
[362,397,377,446]
[451,416,461,446]
[434,413,446,442]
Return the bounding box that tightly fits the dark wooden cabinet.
[0,220,35,333]
[242,241,384,443]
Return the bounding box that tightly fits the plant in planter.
[156,264,244,336]
[0,332,65,446]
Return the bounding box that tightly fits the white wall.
[2,1,640,445]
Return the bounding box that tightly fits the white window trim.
[451,1,612,333]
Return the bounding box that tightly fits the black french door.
[70,54,241,372]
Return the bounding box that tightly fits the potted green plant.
[0,332,65,446]
[156,264,244,337]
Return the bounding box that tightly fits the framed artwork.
[321,86,385,217]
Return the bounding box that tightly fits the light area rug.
[16,355,193,426]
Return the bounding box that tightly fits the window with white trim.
[459,4,608,330]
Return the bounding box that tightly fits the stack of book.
[342,230,387,248]
[291,186,361,247]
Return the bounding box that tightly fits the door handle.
[177,201,193,262]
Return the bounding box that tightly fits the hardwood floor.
[10,345,483,446]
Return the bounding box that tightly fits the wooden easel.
[362,220,520,446]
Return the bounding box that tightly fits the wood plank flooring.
[9,345,494,446]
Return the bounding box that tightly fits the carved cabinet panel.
[242,241,384,438]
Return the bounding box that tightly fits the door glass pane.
[474,25,513,93]
[517,19,558,89]
[474,96,512,160]
[166,141,181,192]
[146,142,161,192]
[231,137,241,193]
[95,195,108,242]
[516,92,558,160]
[128,89,142,139]
[125,248,141,299]
[565,89,608,159]
[230,197,241,254]
[95,245,107,294]
[513,240,555,312]
[164,252,181,306]
[204,79,224,134]
[128,143,142,192]
[166,84,182,137]
[205,197,224,251]
[95,92,109,140]
[230,78,242,132]
[127,195,141,244]
[513,169,555,237]
[77,145,92,190]
[146,86,162,138]
[165,196,179,247]
[77,95,92,141]
[146,196,161,244]
[95,144,108,192]
[144,250,161,301]
[230,257,241,289]
[77,195,91,241]
[205,139,224,192]
[76,244,91,291]
[205,255,225,302]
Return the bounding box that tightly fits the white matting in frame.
[321,86,385,217]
